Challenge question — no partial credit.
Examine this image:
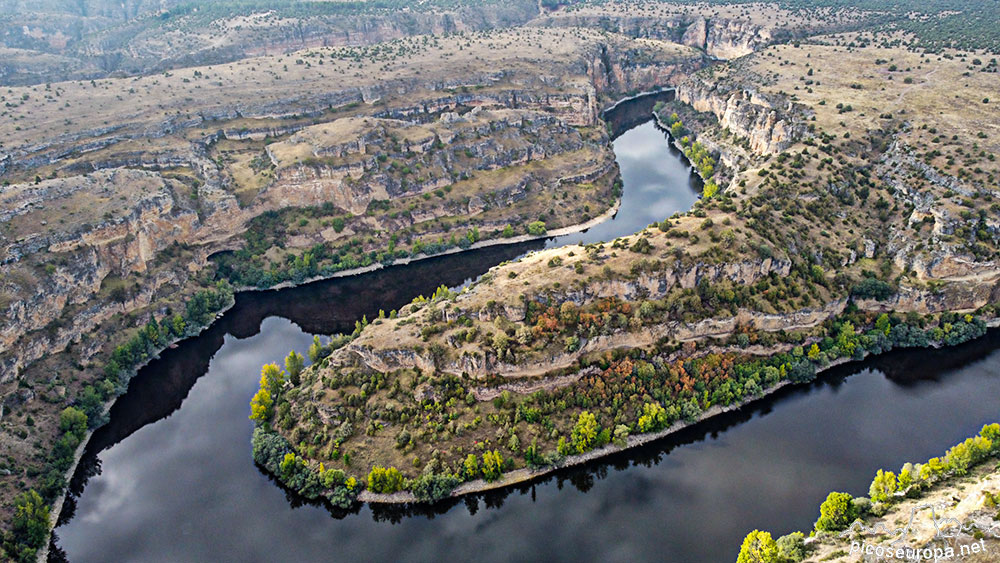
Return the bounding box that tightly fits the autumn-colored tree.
[637,402,668,433]
[919,457,947,481]
[897,463,915,491]
[807,343,821,360]
[5,489,50,561]
[249,386,272,423]
[368,466,406,493]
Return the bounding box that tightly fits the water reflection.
[546,121,699,249]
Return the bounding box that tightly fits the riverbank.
[40,124,635,561]
[653,110,718,195]
[248,193,624,294]
[357,319,1000,505]
[38,294,237,563]
[40,201,625,557]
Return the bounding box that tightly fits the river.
[51,105,1000,562]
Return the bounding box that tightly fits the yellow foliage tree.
[737,530,779,563]
[807,343,821,361]
[249,386,272,422]
[249,363,285,423]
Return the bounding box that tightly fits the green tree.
[737,530,780,563]
[367,465,406,493]
[481,450,505,482]
[59,406,88,439]
[308,335,328,363]
[4,489,50,562]
[875,313,891,336]
[284,350,305,386]
[837,321,857,356]
[815,491,857,532]
[868,469,898,503]
[527,221,546,236]
[171,313,186,336]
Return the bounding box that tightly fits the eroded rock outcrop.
[537,12,774,59]
[677,75,811,155]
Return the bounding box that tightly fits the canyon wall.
[0,39,704,391]
[535,13,774,60]
[676,75,812,156]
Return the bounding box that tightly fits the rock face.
[538,13,774,59]
[0,169,210,382]
[0,0,544,85]
[0,34,707,389]
[326,255,798,380]
[703,18,774,60]
[677,75,812,155]
[3,37,703,180]
[681,17,709,50]
[264,109,587,215]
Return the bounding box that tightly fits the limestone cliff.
[0,31,706,395]
[536,12,774,59]
[676,73,812,155]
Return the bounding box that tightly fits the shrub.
[412,472,461,502]
[631,237,652,254]
[367,465,406,493]
[815,491,857,532]
[481,450,505,482]
[851,278,895,300]
[737,530,779,563]
[775,532,807,562]
[527,221,547,236]
[395,429,411,449]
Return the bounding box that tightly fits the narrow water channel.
[52,112,1000,563]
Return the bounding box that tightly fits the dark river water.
[52,104,1000,562]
